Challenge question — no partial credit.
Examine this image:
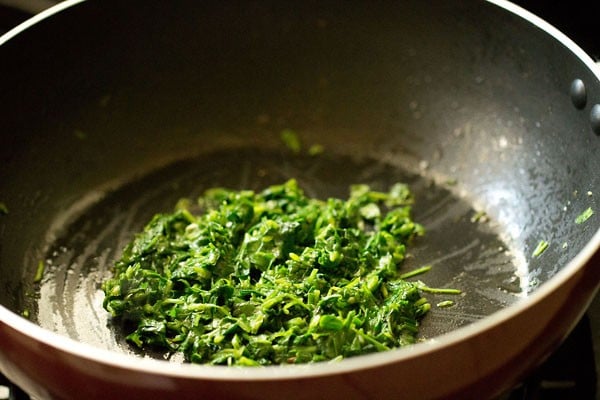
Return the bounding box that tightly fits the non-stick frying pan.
[0,0,599,399]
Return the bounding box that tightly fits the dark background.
[513,0,599,60]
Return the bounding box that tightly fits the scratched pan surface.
[0,0,599,398]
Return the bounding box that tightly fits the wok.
[0,0,599,399]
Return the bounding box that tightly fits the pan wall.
[0,0,598,312]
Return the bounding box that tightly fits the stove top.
[0,1,598,399]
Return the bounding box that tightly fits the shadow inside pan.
[32,147,523,360]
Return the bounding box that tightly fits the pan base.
[34,148,523,358]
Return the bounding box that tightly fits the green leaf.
[102,180,431,365]
[532,240,549,258]
[575,207,594,224]
[280,129,302,153]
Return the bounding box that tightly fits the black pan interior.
[0,0,598,356]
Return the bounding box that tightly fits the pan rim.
[0,0,599,382]
[0,0,85,46]
[1,227,598,380]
